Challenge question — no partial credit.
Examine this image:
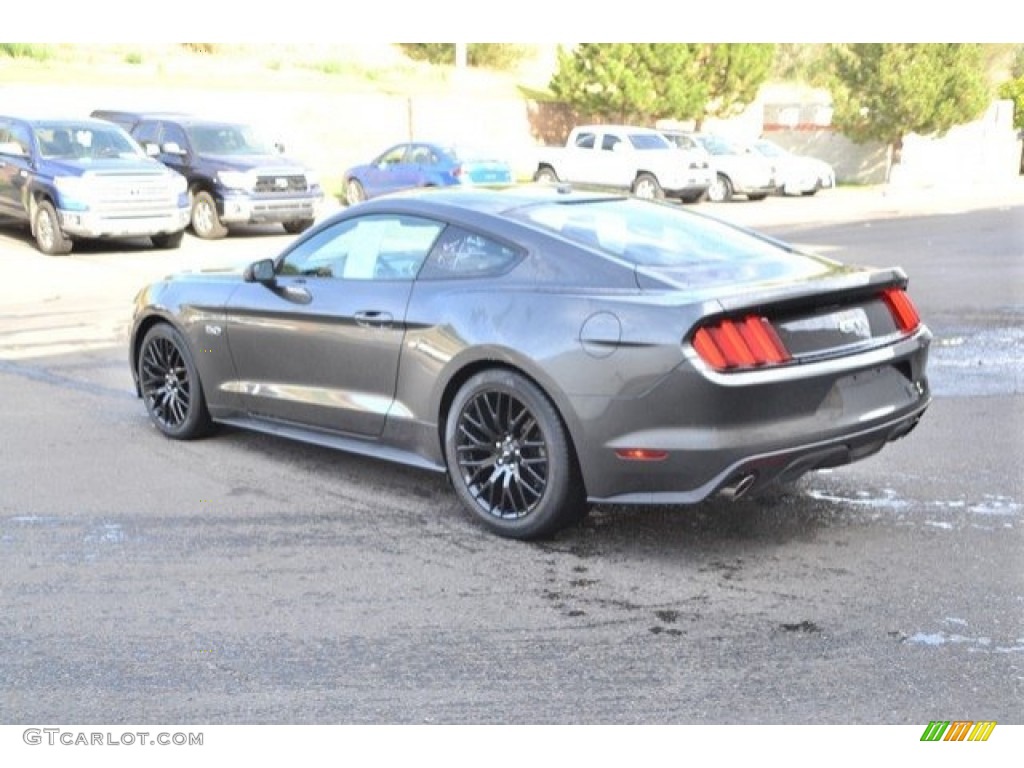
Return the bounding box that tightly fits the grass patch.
[0,43,52,61]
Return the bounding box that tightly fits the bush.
[0,43,52,61]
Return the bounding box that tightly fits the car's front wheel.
[631,173,664,200]
[534,166,559,184]
[151,230,184,249]
[707,174,733,203]
[283,219,315,234]
[138,324,212,440]
[34,200,73,255]
[191,190,228,239]
[445,369,587,540]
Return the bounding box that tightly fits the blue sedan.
[343,142,513,205]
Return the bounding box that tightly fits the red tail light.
[881,288,921,332]
[692,315,791,371]
[452,164,464,179]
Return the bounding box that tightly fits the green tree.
[828,44,991,176]
[549,43,774,126]
[398,43,532,71]
[998,76,1024,131]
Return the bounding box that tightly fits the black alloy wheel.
[138,324,212,439]
[445,370,587,540]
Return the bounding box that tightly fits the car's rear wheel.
[445,370,587,540]
[34,200,73,255]
[283,218,315,234]
[707,174,733,203]
[138,324,212,440]
[631,173,664,200]
[345,179,366,206]
[191,190,228,239]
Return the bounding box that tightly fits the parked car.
[661,130,776,202]
[533,124,712,203]
[749,138,836,196]
[0,114,189,254]
[343,142,513,206]
[91,110,323,239]
[129,186,931,540]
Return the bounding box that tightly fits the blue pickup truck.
[0,115,190,255]
[92,110,324,240]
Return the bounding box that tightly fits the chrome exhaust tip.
[719,472,757,501]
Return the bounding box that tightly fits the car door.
[360,144,414,198]
[223,212,445,437]
[0,119,32,219]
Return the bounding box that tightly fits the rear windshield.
[513,198,831,281]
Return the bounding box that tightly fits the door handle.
[354,310,394,329]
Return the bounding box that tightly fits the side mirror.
[143,142,160,157]
[243,258,276,284]
[162,141,186,156]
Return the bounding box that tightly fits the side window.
[132,121,160,147]
[419,226,524,279]
[378,145,408,166]
[278,214,443,281]
[0,121,31,156]
[601,134,620,151]
[161,123,188,152]
[574,132,595,149]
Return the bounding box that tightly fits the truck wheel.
[151,230,184,249]
[190,191,228,239]
[34,200,73,255]
[534,166,559,184]
[283,219,314,235]
[345,179,366,206]
[708,174,733,203]
[631,173,664,200]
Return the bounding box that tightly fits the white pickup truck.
[534,124,713,203]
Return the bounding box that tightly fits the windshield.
[36,123,143,160]
[754,141,787,158]
[186,123,276,155]
[697,135,742,156]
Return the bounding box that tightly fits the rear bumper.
[574,328,932,503]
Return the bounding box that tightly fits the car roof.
[1,114,129,129]
[346,184,625,216]
[574,124,665,135]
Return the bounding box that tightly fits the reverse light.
[881,288,921,332]
[692,315,791,371]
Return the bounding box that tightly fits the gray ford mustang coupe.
[129,186,931,540]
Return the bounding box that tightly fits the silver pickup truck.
[534,124,713,203]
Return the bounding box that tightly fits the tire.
[33,200,73,255]
[444,369,588,540]
[151,230,184,249]
[707,174,733,203]
[190,190,228,239]
[137,323,213,440]
[631,173,664,200]
[534,166,559,184]
[283,218,315,234]
[345,179,366,206]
